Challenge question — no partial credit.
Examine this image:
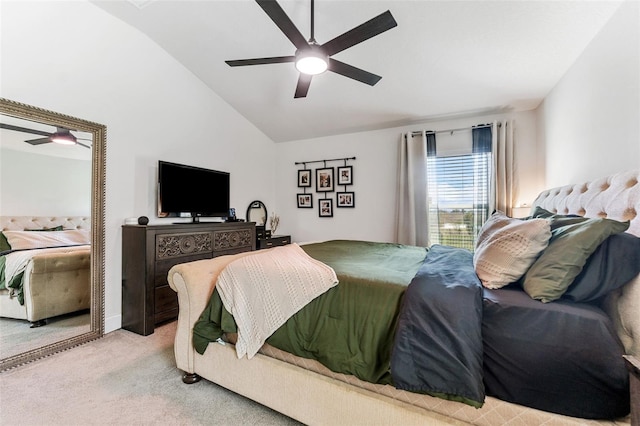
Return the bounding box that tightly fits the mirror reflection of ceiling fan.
[0,123,91,149]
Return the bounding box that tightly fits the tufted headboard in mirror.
[0,216,90,232]
[532,168,640,357]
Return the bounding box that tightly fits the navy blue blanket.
[390,245,485,407]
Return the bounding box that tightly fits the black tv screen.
[158,161,230,220]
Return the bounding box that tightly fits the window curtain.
[395,131,435,247]
[472,125,492,235]
[490,120,517,216]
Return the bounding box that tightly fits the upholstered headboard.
[532,169,639,357]
[532,169,640,237]
[0,216,91,231]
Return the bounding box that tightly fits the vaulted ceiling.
[91,0,623,142]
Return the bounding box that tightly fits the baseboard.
[104,314,121,334]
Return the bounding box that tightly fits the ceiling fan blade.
[226,56,295,67]
[256,0,309,50]
[0,123,51,137]
[328,59,382,86]
[25,137,52,146]
[321,10,397,57]
[294,73,313,98]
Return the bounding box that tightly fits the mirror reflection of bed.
[0,114,92,361]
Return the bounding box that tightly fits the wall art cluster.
[295,157,355,218]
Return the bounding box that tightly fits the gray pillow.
[473,211,551,289]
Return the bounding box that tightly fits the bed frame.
[168,169,639,425]
[0,216,91,326]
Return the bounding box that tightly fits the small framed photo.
[316,167,335,192]
[297,193,313,208]
[336,192,355,208]
[318,198,333,217]
[337,166,353,185]
[298,169,311,187]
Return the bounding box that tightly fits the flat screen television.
[157,160,230,221]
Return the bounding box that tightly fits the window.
[426,128,492,250]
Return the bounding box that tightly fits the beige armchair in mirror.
[0,98,105,371]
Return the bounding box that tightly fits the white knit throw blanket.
[215,243,338,359]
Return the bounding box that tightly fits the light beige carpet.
[0,311,90,359]
[0,321,301,425]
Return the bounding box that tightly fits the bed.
[0,216,91,327]
[168,169,639,425]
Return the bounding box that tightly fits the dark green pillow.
[26,226,64,231]
[522,207,630,302]
[0,232,10,253]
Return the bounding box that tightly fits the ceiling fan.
[0,123,91,149]
[226,0,398,98]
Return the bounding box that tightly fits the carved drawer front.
[156,232,212,260]
[214,229,253,251]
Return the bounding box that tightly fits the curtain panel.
[490,120,517,216]
[395,131,433,247]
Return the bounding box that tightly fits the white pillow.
[3,229,90,250]
[473,212,551,289]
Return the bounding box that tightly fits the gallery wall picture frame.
[336,191,355,208]
[298,169,311,187]
[316,167,335,192]
[337,166,353,186]
[319,198,333,217]
[297,193,313,208]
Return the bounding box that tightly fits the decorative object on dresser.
[269,213,280,234]
[121,221,255,336]
[247,200,271,250]
[246,200,267,226]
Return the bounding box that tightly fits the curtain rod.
[410,122,500,137]
[294,156,356,166]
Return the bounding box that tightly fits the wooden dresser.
[122,221,255,335]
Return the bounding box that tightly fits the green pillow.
[26,226,64,231]
[522,207,630,302]
[0,232,10,253]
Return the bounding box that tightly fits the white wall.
[537,0,640,187]
[275,110,540,244]
[1,1,276,332]
[0,149,91,216]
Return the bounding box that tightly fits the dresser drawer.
[258,235,291,249]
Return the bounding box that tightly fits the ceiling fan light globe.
[295,55,328,75]
[51,133,77,145]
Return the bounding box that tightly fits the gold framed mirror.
[0,98,105,371]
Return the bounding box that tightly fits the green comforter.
[193,240,428,385]
[0,255,26,304]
